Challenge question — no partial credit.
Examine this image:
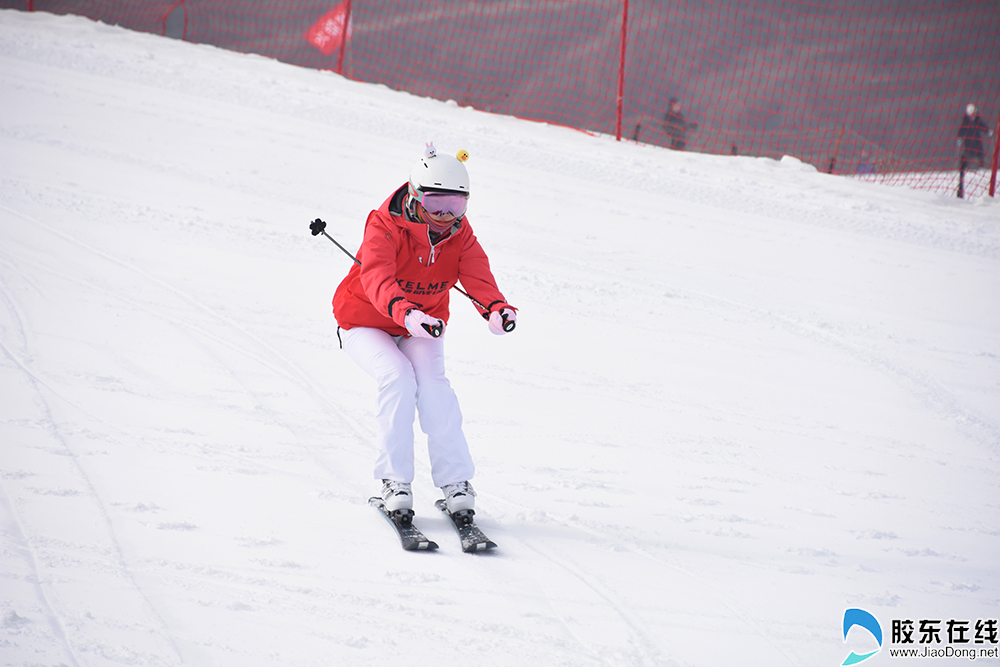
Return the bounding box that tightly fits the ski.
[435,499,497,553]
[369,497,438,551]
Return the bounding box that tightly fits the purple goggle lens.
[419,191,469,218]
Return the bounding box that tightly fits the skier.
[332,143,517,520]
[956,103,992,170]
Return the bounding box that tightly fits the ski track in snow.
[0,328,183,666]
[2,200,374,445]
[0,204,367,664]
[668,282,998,448]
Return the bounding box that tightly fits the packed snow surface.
[1,10,998,667]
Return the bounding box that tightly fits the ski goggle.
[416,190,469,218]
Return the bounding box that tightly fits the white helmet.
[408,143,470,197]
[967,103,977,116]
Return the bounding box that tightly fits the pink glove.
[405,309,444,339]
[488,308,516,335]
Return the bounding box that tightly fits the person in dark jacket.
[663,98,696,151]
[957,103,992,170]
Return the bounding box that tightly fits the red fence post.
[990,111,999,197]
[162,1,186,39]
[615,0,629,141]
[336,0,353,76]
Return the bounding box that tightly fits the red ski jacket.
[333,185,513,336]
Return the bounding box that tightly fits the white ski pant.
[340,326,474,488]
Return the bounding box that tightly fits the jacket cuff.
[389,297,416,327]
[486,301,515,314]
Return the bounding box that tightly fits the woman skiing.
[332,143,516,522]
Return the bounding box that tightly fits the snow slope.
[1,10,998,667]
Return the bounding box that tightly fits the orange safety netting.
[14,0,1000,198]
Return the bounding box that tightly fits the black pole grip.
[501,312,516,332]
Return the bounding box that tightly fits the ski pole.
[309,218,515,334]
[309,218,438,337]
[310,218,360,266]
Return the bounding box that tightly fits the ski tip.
[404,539,440,551]
[462,540,498,553]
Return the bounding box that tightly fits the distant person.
[663,98,696,150]
[957,103,992,170]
